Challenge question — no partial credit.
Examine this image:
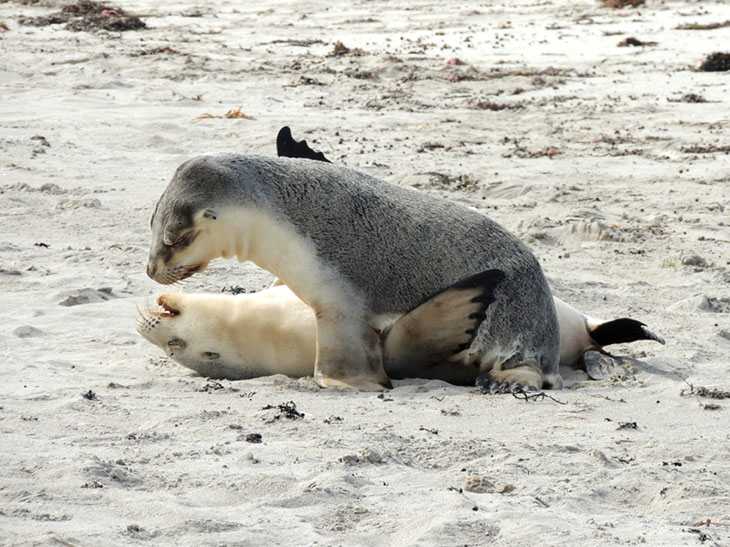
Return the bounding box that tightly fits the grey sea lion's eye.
[167,338,186,349]
[171,231,195,249]
[203,352,220,360]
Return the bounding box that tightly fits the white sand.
[1,0,729,545]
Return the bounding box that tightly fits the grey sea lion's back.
[195,155,544,310]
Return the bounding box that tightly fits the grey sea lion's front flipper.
[276,126,331,163]
[383,269,505,378]
[314,316,390,391]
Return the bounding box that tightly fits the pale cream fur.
[553,297,602,367]
[140,287,316,379]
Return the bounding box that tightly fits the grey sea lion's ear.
[276,126,332,163]
[203,209,217,220]
[163,226,178,246]
[383,269,505,368]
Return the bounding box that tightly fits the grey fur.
[149,154,560,387]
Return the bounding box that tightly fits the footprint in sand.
[58,287,117,306]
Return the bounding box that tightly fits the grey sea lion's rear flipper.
[589,318,665,347]
[276,126,331,163]
[383,269,505,377]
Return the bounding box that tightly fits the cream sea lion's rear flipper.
[582,351,635,381]
[383,269,505,378]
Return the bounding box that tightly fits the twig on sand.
[511,389,567,405]
[695,519,730,527]
[677,20,730,31]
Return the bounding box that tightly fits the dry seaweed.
[328,40,364,57]
[472,101,524,111]
[667,94,707,103]
[677,20,730,31]
[190,107,255,122]
[261,401,304,420]
[601,0,645,8]
[681,144,730,154]
[681,382,730,399]
[618,37,657,47]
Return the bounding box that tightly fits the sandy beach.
[1,0,729,545]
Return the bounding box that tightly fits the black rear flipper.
[383,269,505,377]
[276,126,331,163]
[589,318,666,347]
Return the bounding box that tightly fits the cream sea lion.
[146,154,560,392]
[137,286,664,385]
[137,271,505,385]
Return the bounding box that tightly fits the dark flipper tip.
[276,126,331,163]
[641,326,666,345]
[589,317,665,347]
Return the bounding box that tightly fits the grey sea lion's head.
[146,155,249,284]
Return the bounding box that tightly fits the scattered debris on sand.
[601,0,645,8]
[681,144,730,154]
[667,93,707,103]
[681,382,730,400]
[617,37,657,47]
[132,46,182,56]
[261,401,305,420]
[472,100,524,111]
[328,40,364,57]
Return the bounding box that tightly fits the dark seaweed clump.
[698,52,730,72]
[19,0,145,32]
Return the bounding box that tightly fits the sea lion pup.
[276,127,666,373]
[146,155,560,392]
[138,270,504,384]
[138,285,664,385]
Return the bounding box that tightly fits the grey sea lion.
[138,271,504,385]
[275,127,666,378]
[146,154,560,391]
